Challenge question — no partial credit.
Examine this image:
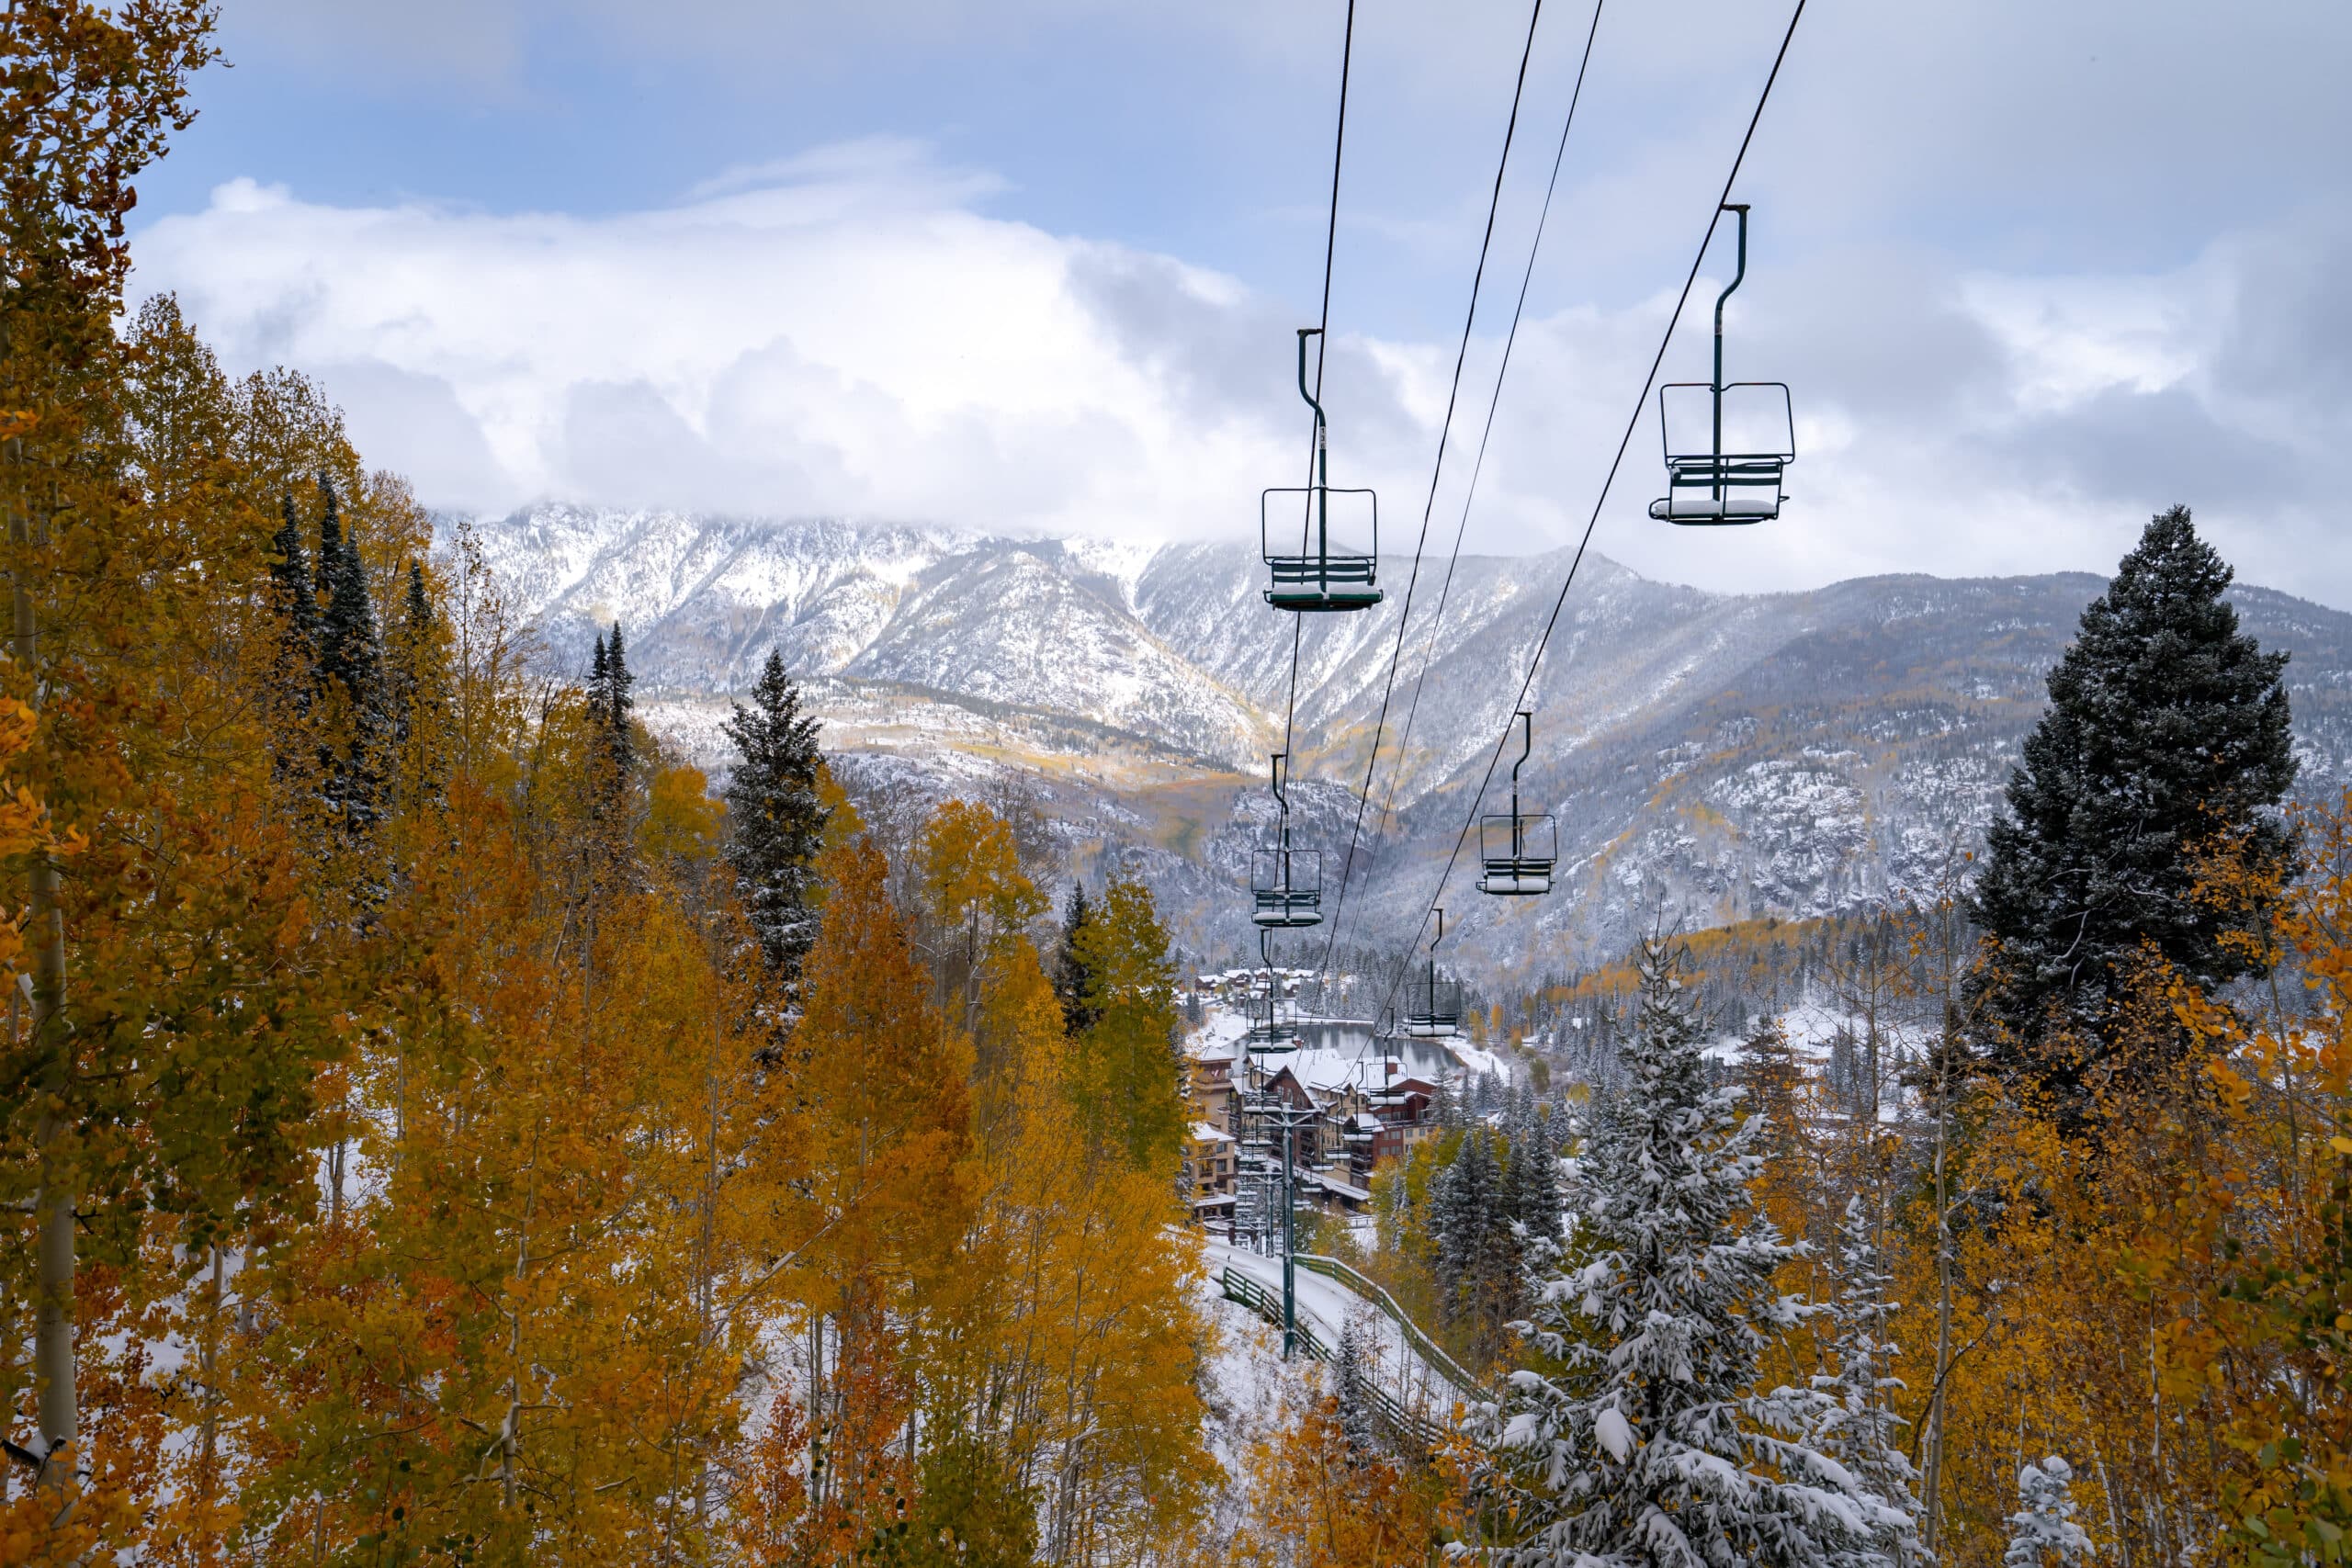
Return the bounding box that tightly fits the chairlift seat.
[1251,844,1324,930]
[1478,861,1555,897]
[1251,888,1323,929]
[1478,811,1557,897]
[1262,486,1381,612]
[1402,975,1463,1040]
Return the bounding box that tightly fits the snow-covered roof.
[1189,1121,1234,1145]
[1315,1173,1373,1202]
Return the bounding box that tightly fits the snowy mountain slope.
[454,505,2352,974]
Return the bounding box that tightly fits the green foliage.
[1068,875,1183,1176]
[1050,879,1099,1037]
[722,648,829,985]
[894,1432,1041,1567]
[1970,505,2297,1102]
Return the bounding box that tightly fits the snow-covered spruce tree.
[721,648,829,985]
[1430,1129,1497,1325]
[1505,1117,1563,1253]
[1969,505,2295,1103]
[1812,1196,1924,1566]
[1476,935,1894,1567]
[1334,1314,1378,1457]
[2003,1457,2092,1568]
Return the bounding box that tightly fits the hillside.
[458,505,2352,975]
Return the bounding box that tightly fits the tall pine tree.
[266,490,316,688]
[1812,1196,1924,1567]
[720,649,829,985]
[309,475,385,832]
[1050,881,1099,1037]
[1970,506,2295,1099]
[1477,937,1892,1567]
[599,620,635,776]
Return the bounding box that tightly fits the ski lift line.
[1367,0,1811,1036]
[1305,0,1550,978]
[1319,0,1608,980]
[1278,0,1358,770]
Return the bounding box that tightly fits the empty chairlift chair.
[1263,327,1382,611]
[1400,908,1464,1041]
[1650,203,1795,526]
[1244,933,1303,1055]
[1251,753,1324,930]
[1479,711,1557,897]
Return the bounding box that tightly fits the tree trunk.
[14,434,73,1493]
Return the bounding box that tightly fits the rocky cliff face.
[458,505,2352,977]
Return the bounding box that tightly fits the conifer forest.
[6,3,2352,1565]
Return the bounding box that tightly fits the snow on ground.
[1204,1240,1470,1427]
[1448,1040,1513,1082]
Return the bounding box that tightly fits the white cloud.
[129,147,2352,605]
[132,152,1318,541]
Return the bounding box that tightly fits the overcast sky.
[129,1,2352,604]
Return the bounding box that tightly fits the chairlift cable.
[1278,0,1358,771]
[1368,0,1811,1035]
[1322,0,1606,979]
[1302,0,1546,1010]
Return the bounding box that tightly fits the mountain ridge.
[452,504,2352,975]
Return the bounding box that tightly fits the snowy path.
[1204,1239,1477,1432]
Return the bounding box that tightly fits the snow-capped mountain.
[455,505,2352,976]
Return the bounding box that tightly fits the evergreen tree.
[1504,1121,1562,1251]
[1431,1073,1464,1132]
[1433,1128,1520,1352]
[1068,876,1184,1175]
[1477,937,1890,1567]
[600,620,636,776]
[311,475,385,831]
[1051,881,1099,1037]
[386,561,430,745]
[1430,1127,1495,1325]
[2002,1457,2092,1568]
[383,560,447,812]
[264,488,321,789]
[1333,1314,1378,1458]
[1970,506,2296,1099]
[721,649,830,985]
[266,490,317,677]
[1812,1196,1924,1566]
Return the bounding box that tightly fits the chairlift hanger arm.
[1712,202,1747,499]
[1509,710,1532,815]
[1296,328,1329,491]
[1713,202,1749,374]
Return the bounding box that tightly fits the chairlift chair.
[1250,753,1323,929]
[1262,327,1382,611]
[1243,931,1303,1055]
[1479,711,1558,897]
[1650,203,1795,526]
[1401,908,1464,1041]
